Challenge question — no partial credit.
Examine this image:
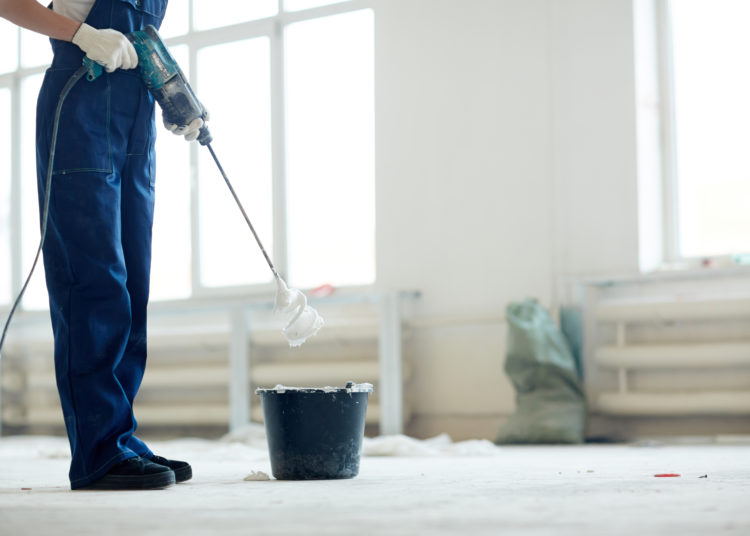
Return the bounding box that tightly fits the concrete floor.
[1,433,749,535]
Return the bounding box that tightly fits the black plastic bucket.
[256,382,373,480]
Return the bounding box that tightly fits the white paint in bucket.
[264,383,374,394]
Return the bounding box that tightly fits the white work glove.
[163,111,209,142]
[72,23,138,73]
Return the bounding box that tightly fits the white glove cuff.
[71,23,97,49]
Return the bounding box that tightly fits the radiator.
[584,271,750,417]
[0,291,416,436]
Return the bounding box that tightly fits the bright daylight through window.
[0,1,375,311]
[667,0,750,259]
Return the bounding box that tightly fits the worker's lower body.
[35,61,187,490]
[31,0,185,491]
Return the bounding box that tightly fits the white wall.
[374,0,642,439]
[550,0,640,278]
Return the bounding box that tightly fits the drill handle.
[83,57,104,81]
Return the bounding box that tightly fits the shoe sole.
[174,465,192,483]
[81,470,176,490]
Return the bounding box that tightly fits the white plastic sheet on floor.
[221,423,502,457]
[1,429,750,535]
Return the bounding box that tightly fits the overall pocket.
[38,68,113,175]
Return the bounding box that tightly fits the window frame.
[655,0,750,266]
[0,28,47,307]
[656,0,680,264]
[0,0,376,311]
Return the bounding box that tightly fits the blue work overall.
[35,0,167,489]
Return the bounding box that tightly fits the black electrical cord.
[0,65,88,359]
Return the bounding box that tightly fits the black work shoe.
[81,456,176,490]
[148,454,193,483]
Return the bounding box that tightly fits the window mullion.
[188,0,208,297]
[656,0,680,262]
[16,24,21,72]
[280,0,373,22]
[8,27,22,303]
[10,73,22,306]
[189,36,203,297]
[188,0,195,33]
[270,18,288,280]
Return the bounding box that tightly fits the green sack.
[496,299,586,444]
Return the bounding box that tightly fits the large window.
[195,37,273,291]
[0,0,375,311]
[285,9,375,288]
[662,0,750,260]
[0,14,50,311]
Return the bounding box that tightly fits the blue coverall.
[35,0,167,489]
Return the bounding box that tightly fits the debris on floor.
[244,470,271,481]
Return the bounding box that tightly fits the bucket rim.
[256,382,373,395]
